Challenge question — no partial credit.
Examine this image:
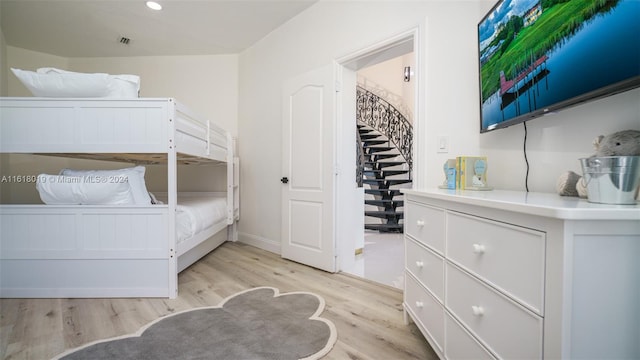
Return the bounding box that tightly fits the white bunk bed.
[0,97,240,299]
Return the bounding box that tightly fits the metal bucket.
[579,156,640,205]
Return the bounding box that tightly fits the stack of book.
[439,156,492,190]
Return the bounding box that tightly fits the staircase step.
[362,139,388,146]
[364,161,405,169]
[359,133,382,140]
[365,146,395,153]
[363,169,410,177]
[365,199,404,207]
[370,153,399,160]
[364,153,399,161]
[358,121,410,234]
[365,189,402,197]
[364,223,403,233]
[363,179,412,186]
[365,211,404,219]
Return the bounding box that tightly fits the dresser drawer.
[445,263,543,359]
[446,211,545,314]
[406,237,444,302]
[445,311,495,360]
[405,273,445,354]
[405,200,445,254]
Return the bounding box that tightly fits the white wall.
[237,0,640,252]
[357,53,415,122]
[6,48,238,136]
[68,55,239,196]
[422,2,640,192]
[69,55,238,137]
[480,89,640,191]
[237,0,486,250]
[0,29,8,96]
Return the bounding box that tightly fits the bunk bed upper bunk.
[0,97,239,299]
[0,97,229,162]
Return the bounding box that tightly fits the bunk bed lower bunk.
[0,97,240,299]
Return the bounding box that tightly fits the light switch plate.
[437,135,449,153]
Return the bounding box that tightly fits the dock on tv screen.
[478,0,640,132]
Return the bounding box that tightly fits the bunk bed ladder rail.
[226,132,234,225]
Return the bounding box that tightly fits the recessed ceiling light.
[146,1,162,10]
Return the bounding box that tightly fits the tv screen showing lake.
[479,0,640,131]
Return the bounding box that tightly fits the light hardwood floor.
[1,242,437,360]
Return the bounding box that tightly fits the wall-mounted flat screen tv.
[478,0,640,133]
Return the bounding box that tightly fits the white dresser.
[402,189,640,359]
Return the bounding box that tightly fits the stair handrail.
[356,86,413,174]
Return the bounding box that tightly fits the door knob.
[281,177,289,184]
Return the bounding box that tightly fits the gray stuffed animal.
[556,129,640,197]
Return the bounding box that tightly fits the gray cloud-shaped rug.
[53,287,337,360]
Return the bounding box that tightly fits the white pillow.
[12,68,110,97]
[107,74,140,98]
[60,166,151,205]
[38,68,140,98]
[11,67,140,98]
[36,174,135,205]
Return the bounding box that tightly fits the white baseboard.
[237,232,281,254]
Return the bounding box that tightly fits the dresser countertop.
[402,189,640,221]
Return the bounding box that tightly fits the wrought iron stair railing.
[356,85,413,176]
[358,124,410,233]
[356,86,413,233]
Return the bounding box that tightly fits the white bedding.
[36,174,135,205]
[36,167,225,243]
[36,166,151,205]
[11,67,140,98]
[155,194,227,243]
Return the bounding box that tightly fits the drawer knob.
[416,301,424,308]
[471,305,485,316]
[415,261,424,268]
[472,243,486,254]
[416,219,425,227]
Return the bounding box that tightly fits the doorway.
[336,30,418,289]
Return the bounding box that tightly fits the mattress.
[155,193,227,243]
[35,179,225,243]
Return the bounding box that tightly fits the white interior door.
[281,64,336,273]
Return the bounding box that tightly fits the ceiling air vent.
[118,36,131,45]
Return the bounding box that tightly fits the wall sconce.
[404,66,412,82]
